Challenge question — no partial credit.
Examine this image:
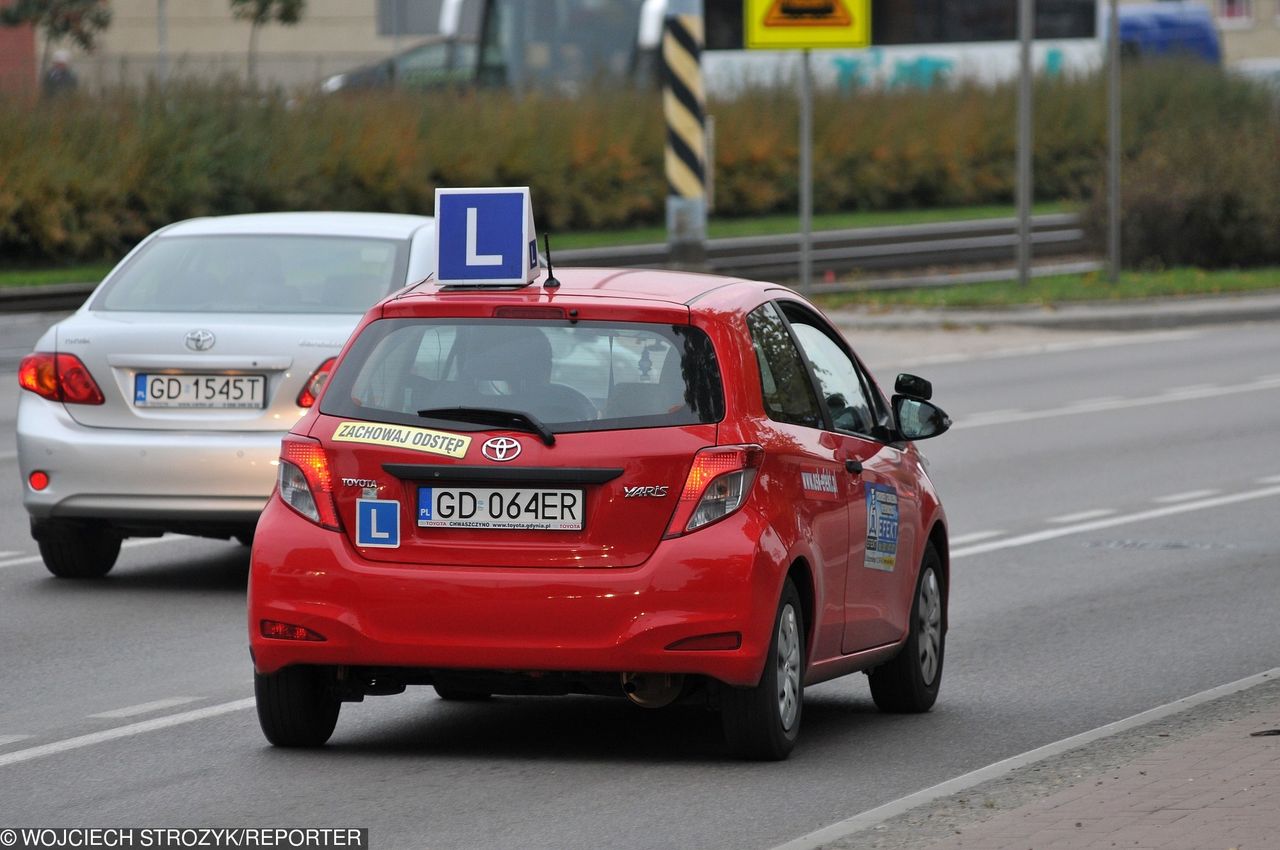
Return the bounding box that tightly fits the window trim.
[746,301,828,431]
[774,298,894,443]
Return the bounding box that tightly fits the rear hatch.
[315,313,725,568]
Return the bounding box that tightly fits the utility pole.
[157,0,169,82]
[1108,0,1121,283]
[1016,0,1034,287]
[663,0,708,270]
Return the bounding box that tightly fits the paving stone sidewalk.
[918,692,1280,850]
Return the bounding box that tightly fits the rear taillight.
[260,620,326,641]
[18,353,105,405]
[665,445,764,537]
[296,357,337,408]
[278,434,340,529]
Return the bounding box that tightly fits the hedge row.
[0,64,1275,267]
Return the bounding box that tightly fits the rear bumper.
[248,497,784,687]
[17,394,278,525]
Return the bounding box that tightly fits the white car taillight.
[665,445,764,537]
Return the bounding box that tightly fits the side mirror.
[895,373,932,400]
[894,396,951,441]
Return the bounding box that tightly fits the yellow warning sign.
[745,0,870,49]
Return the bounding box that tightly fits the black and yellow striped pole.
[663,1,707,269]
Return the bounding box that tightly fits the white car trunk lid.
[56,312,359,431]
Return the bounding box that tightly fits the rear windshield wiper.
[416,407,556,446]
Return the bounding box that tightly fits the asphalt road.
[1,313,1278,850]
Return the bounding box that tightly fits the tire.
[721,579,805,760]
[433,684,492,701]
[869,544,945,713]
[34,520,121,579]
[254,667,341,747]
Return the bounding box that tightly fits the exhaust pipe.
[621,672,685,708]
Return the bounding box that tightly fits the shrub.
[2,62,1277,267]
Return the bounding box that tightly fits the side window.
[784,309,877,437]
[746,302,823,429]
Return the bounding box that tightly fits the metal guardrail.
[556,213,1086,279]
[0,213,1087,313]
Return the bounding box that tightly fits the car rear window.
[93,235,408,314]
[321,319,724,432]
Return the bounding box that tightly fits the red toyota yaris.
[248,265,950,760]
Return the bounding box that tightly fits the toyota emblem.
[184,329,216,352]
[482,437,522,462]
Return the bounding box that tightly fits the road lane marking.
[1162,383,1216,395]
[953,375,1280,431]
[123,535,193,550]
[949,530,1006,545]
[1154,489,1221,504]
[1047,508,1116,524]
[0,535,203,569]
[0,736,31,748]
[954,409,1024,427]
[1257,474,1280,485]
[0,551,19,559]
[894,330,1201,369]
[88,697,200,719]
[1060,396,1124,409]
[952,485,1280,559]
[772,667,1280,850]
[0,698,255,770]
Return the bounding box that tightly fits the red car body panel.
[249,268,947,691]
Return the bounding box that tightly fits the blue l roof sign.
[434,187,539,286]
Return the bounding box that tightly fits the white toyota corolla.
[16,212,436,578]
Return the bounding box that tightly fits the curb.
[825,291,1280,332]
[772,668,1280,850]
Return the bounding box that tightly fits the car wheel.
[869,544,945,713]
[34,520,121,579]
[721,579,804,760]
[254,667,341,747]
[433,684,492,701]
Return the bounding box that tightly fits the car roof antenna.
[542,233,561,290]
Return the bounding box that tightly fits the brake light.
[277,434,340,529]
[665,445,764,537]
[260,620,326,641]
[18,353,105,405]
[493,306,567,319]
[296,357,337,408]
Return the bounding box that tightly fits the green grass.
[815,267,1280,310]
[550,202,1073,250]
[0,263,113,289]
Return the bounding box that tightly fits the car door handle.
[845,459,862,475]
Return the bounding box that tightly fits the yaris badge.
[482,437,522,462]
[184,329,216,351]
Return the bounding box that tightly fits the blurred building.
[0,0,37,96]
[48,0,481,90]
[1200,0,1280,60]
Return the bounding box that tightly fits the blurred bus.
[323,0,1220,96]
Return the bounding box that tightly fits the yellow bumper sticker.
[332,421,471,458]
